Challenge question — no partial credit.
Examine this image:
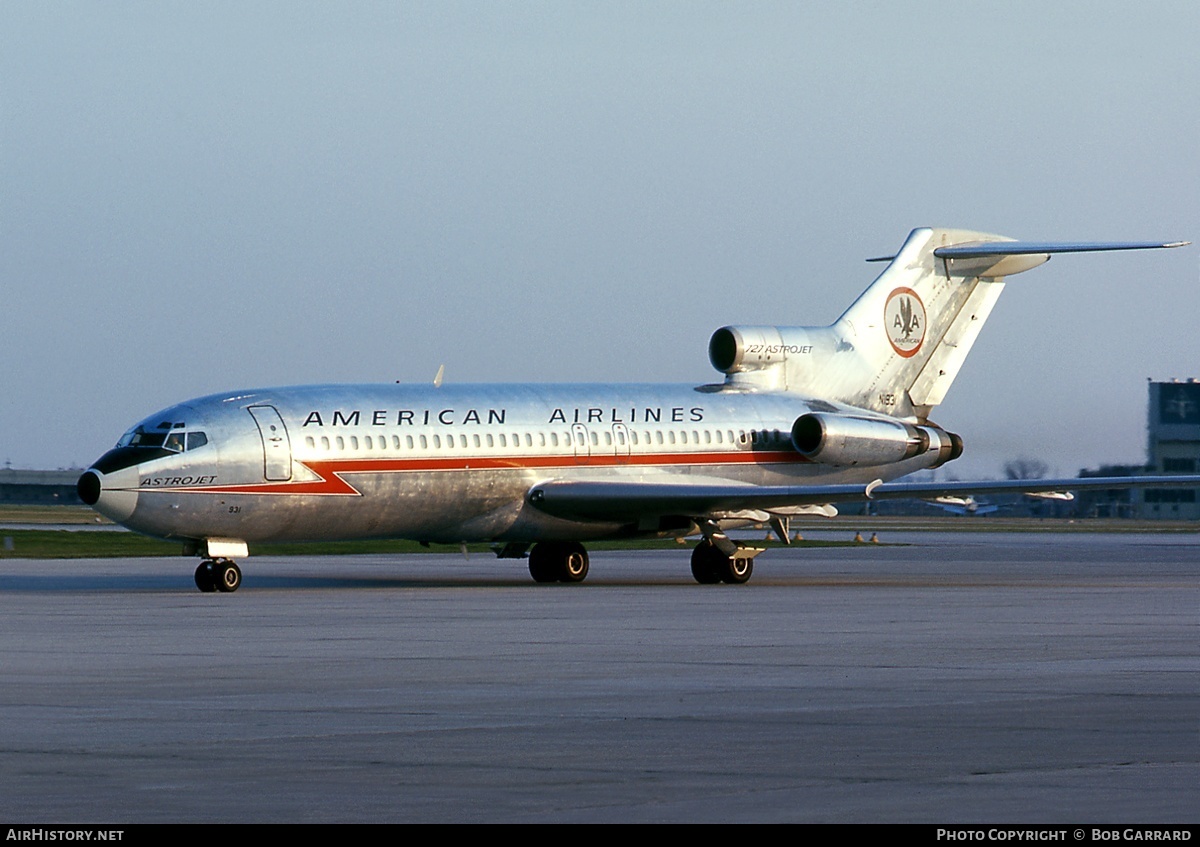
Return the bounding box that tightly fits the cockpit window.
[117,425,208,452]
[120,427,168,448]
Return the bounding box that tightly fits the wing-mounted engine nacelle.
[791,412,963,468]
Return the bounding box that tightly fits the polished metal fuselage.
[86,382,944,545]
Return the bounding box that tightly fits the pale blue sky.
[3,2,1197,475]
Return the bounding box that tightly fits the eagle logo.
[884,287,925,358]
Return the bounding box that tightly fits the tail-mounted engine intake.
[791,412,963,468]
[709,326,789,374]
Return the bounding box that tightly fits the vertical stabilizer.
[827,227,1017,419]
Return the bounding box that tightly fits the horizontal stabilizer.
[866,239,1189,263]
[933,240,1189,258]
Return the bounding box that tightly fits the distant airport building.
[0,468,85,505]
[1139,378,1200,519]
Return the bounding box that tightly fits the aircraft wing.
[528,475,1200,522]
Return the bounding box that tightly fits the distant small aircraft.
[927,495,999,516]
[78,228,1197,591]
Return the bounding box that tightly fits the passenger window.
[419,435,428,449]
[487,434,495,447]
[603,432,612,446]
[305,436,315,449]
[364,436,373,449]
[405,435,414,449]
[350,436,359,450]
[393,435,401,449]
[336,436,345,450]
[433,435,441,448]
[474,434,481,448]
[550,432,558,447]
[321,436,330,450]
[524,433,532,447]
[680,431,688,445]
[499,434,507,447]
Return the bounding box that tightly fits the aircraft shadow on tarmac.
[0,571,720,592]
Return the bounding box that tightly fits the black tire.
[690,542,723,584]
[528,544,559,583]
[215,560,242,593]
[720,555,753,585]
[194,561,217,593]
[559,542,589,583]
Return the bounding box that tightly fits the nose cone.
[77,463,139,524]
[77,470,101,505]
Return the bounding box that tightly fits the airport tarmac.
[0,531,1196,823]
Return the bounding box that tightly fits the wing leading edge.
[528,476,1200,522]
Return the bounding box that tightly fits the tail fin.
[708,228,1188,420]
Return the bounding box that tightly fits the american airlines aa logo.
[884,287,925,358]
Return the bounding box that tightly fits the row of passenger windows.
[302,428,791,453]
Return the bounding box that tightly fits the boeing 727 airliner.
[78,227,1197,591]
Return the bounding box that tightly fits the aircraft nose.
[77,470,102,505]
[77,465,139,523]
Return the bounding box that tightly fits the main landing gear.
[195,559,242,593]
[528,541,589,583]
[690,540,755,585]
[524,539,759,585]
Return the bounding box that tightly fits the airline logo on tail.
[884,287,925,358]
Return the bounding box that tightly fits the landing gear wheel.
[690,542,724,585]
[528,542,590,583]
[720,555,753,585]
[194,560,217,593]
[214,560,242,593]
[528,544,558,583]
[559,542,589,583]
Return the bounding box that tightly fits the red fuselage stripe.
[141,450,809,496]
